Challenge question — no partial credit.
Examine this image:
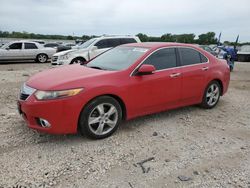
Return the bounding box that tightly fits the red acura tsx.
[18,42,230,139]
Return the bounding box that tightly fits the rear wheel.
[201,81,221,109]
[78,96,122,139]
[36,54,48,63]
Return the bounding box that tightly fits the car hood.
[53,48,88,56]
[26,65,113,91]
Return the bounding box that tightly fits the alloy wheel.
[206,84,220,106]
[38,54,47,63]
[88,103,118,136]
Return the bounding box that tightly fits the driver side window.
[143,48,177,70]
[8,43,22,50]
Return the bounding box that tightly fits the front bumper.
[51,56,71,65]
[18,94,87,134]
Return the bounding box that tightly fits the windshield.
[78,38,97,48]
[87,46,149,71]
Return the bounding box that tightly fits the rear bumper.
[18,94,87,134]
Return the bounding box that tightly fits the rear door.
[128,47,182,115]
[23,43,39,59]
[178,47,209,102]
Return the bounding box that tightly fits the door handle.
[202,67,209,71]
[170,73,181,78]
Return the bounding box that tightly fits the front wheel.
[78,96,122,139]
[70,57,86,64]
[201,81,221,109]
[36,54,48,63]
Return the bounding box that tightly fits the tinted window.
[44,43,58,47]
[95,39,121,49]
[120,38,136,44]
[200,53,208,63]
[24,43,38,49]
[107,39,120,48]
[179,48,202,66]
[95,39,108,49]
[143,48,177,70]
[9,43,22,50]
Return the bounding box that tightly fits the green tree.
[198,32,217,44]
[136,33,149,42]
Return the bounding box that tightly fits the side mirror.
[91,46,98,51]
[137,64,156,75]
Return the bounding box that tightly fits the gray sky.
[0,0,249,42]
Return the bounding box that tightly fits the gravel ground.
[0,62,249,188]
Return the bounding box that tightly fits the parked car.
[0,41,56,63]
[44,43,60,48]
[51,35,141,65]
[18,42,230,139]
[44,43,72,52]
[32,40,45,45]
[199,45,218,56]
[237,45,250,62]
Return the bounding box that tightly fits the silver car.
[0,41,56,63]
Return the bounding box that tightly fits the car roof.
[97,35,138,39]
[123,42,201,49]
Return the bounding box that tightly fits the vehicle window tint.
[179,48,201,66]
[95,39,108,49]
[120,38,136,44]
[200,53,208,63]
[106,39,121,48]
[9,43,22,50]
[24,43,38,49]
[143,48,177,70]
[44,43,58,47]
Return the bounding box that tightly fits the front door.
[128,48,182,116]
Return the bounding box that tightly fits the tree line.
[0,30,248,46]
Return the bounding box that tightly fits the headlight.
[34,88,83,100]
[59,54,70,60]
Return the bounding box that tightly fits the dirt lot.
[0,62,249,188]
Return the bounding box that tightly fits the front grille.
[20,93,30,100]
[52,56,58,62]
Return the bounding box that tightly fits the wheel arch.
[208,78,224,96]
[70,56,87,64]
[77,94,127,130]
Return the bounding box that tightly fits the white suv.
[51,35,141,65]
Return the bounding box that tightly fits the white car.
[51,35,141,65]
[0,41,56,63]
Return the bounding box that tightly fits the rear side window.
[120,38,136,44]
[9,43,22,49]
[44,43,58,47]
[179,48,206,66]
[143,48,177,70]
[24,43,38,49]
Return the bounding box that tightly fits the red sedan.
[18,43,230,139]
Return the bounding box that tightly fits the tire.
[78,96,122,139]
[36,53,48,63]
[201,81,221,109]
[70,57,86,64]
